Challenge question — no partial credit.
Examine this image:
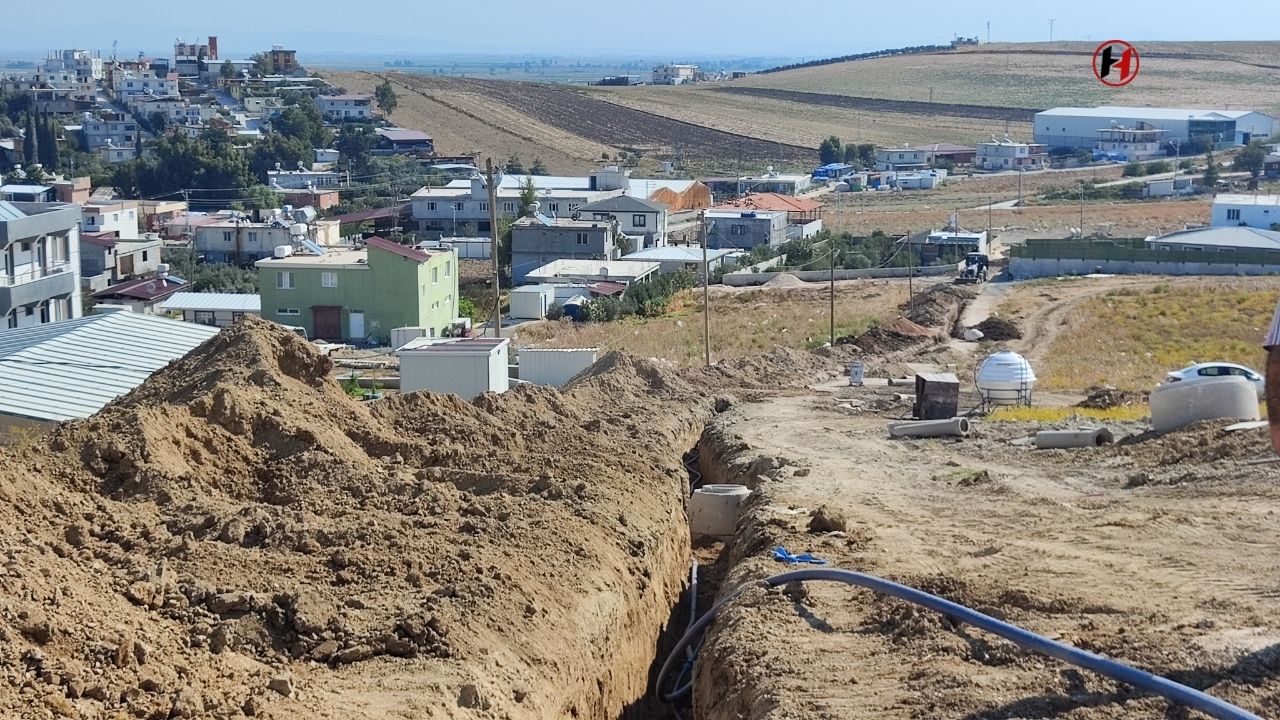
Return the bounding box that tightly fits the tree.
[1233,141,1267,179]
[518,175,537,216]
[273,98,331,148]
[220,60,236,81]
[1122,161,1144,177]
[529,158,548,175]
[249,132,311,181]
[242,184,282,210]
[334,123,376,173]
[43,115,59,171]
[504,155,525,174]
[148,111,168,134]
[1202,139,1220,187]
[22,112,36,166]
[374,80,398,117]
[109,132,254,199]
[35,112,54,168]
[818,136,842,165]
[250,53,271,77]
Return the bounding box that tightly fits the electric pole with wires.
[485,158,502,339]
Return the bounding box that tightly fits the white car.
[1166,362,1265,399]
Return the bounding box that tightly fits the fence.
[721,264,956,287]
[1009,239,1280,278]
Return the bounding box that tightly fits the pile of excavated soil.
[0,318,843,719]
[973,316,1022,341]
[1077,385,1147,410]
[835,317,936,355]
[762,273,805,288]
[902,284,974,330]
[1113,419,1270,468]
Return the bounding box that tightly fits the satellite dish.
[145,282,157,293]
[599,267,609,277]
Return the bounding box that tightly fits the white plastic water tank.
[689,484,750,537]
[273,245,294,259]
[976,350,1036,406]
[289,223,307,237]
[1150,376,1260,433]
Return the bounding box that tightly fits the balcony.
[0,263,76,315]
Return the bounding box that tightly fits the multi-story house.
[43,50,105,82]
[653,64,698,85]
[704,209,788,251]
[193,210,340,265]
[975,137,1049,171]
[0,201,82,330]
[267,169,343,190]
[256,236,458,342]
[575,195,668,248]
[511,216,620,284]
[317,94,374,121]
[875,145,933,172]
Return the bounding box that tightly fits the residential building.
[1035,106,1276,149]
[81,200,140,240]
[267,169,343,190]
[975,137,1048,171]
[716,193,823,239]
[701,170,812,198]
[43,49,104,81]
[875,145,932,172]
[653,64,699,85]
[130,96,217,125]
[906,228,989,264]
[375,128,434,155]
[138,200,188,233]
[397,337,509,399]
[0,201,82,330]
[281,187,341,211]
[159,292,261,327]
[620,246,733,276]
[0,312,219,436]
[79,234,161,292]
[922,143,977,165]
[1145,226,1280,254]
[575,195,668,247]
[1,185,56,203]
[51,177,91,205]
[522,258,660,286]
[81,115,139,153]
[193,211,340,265]
[256,236,458,342]
[92,274,189,314]
[511,217,620,284]
[174,37,219,64]
[1094,123,1166,161]
[244,96,286,116]
[114,72,179,101]
[318,94,374,121]
[266,47,299,74]
[1211,194,1280,229]
[704,209,788,250]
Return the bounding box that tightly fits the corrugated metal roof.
[622,246,734,263]
[0,201,26,221]
[1150,226,1280,251]
[1,184,52,194]
[1037,106,1255,121]
[0,313,219,423]
[158,292,261,313]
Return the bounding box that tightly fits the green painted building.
[255,236,459,342]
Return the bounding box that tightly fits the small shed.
[509,285,558,320]
[518,348,599,386]
[913,372,960,420]
[397,337,509,400]
[158,292,261,327]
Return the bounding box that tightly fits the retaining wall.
[722,264,956,287]
[1010,257,1280,279]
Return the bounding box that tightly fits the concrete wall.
[721,264,956,286]
[1010,256,1280,279]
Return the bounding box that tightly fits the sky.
[5,0,1280,58]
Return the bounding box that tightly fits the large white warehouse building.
[1034,106,1275,150]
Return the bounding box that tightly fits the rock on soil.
[808,505,848,533]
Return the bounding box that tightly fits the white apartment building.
[653,64,698,85]
[975,137,1049,171]
[81,200,140,240]
[0,201,82,330]
[317,94,374,120]
[43,49,104,81]
[1211,194,1280,229]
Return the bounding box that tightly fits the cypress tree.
[23,112,37,166]
[45,116,60,172]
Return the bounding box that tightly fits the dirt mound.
[763,273,806,288]
[835,317,936,355]
[1077,385,1147,410]
[973,316,1022,341]
[902,284,974,330]
[0,317,746,719]
[1114,419,1270,468]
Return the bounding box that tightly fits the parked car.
[1165,362,1265,399]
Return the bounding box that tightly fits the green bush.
[1145,160,1172,175]
[545,302,564,321]
[1122,161,1145,177]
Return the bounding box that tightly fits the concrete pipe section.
[1034,428,1115,449]
[887,417,971,439]
[690,484,751,537]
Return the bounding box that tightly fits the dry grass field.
[513,282,909,365]
[736,41,1280,113]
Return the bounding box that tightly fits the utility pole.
[928,86,934,104]
[906,232,915,320]
[987,196,992,237]
[1079,180,1085,232]
[1049,19,1055,43]
[701,212,712,367]
[484,158,501,339]
[986,20,991,44]
[829,240,835,345]
[1017,168,1023,210]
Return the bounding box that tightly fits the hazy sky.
[6,0,1280,58]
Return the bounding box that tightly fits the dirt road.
[694,395,1280,719]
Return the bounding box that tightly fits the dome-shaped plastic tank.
[976,351,1036,406]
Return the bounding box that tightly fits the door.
[119,253,134,279]
[349,311,365,341]
[312,306,342,340]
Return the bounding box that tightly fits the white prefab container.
[391,326,431,350]
[509,285,558,321]
[397,337,510,400]
[519,348,599,387]
[976,350,1036,406]
[1150,376,1260,433]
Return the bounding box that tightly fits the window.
[277,271,294,289]
[576,232,588,245]
[141,250,148,261]
[454,202,464,211]
[632,214,647,228]
[231,312,245,322]
[730,224,746,236]
[549,203,560,214]
[321,272,338,288]
[444,261,452,277]
[193,311,216,326]
[223,231,233,243]
[20,242,30,252]
[568,203,580,212]
[248,231,258,243]
[1227,209,1241,220]
[276,308,300,316]
[503,202,515,213]
[432,267,439,283]
[480,202,488,212]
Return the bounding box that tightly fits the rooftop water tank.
[289,223,307,237]
[273,245,293,259]
[976,350,1036,406]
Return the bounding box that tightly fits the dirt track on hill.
[712,86,1041,121]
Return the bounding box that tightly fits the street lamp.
[1169,138,1181,183]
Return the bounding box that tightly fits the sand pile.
[0,317,846,719]
[762,273,805,288]
[1077,385,1146,410]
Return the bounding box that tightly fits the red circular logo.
[1093,40,1140,87]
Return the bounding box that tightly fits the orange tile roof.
[716,193,823,213]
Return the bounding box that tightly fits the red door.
[312,306,342,340]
